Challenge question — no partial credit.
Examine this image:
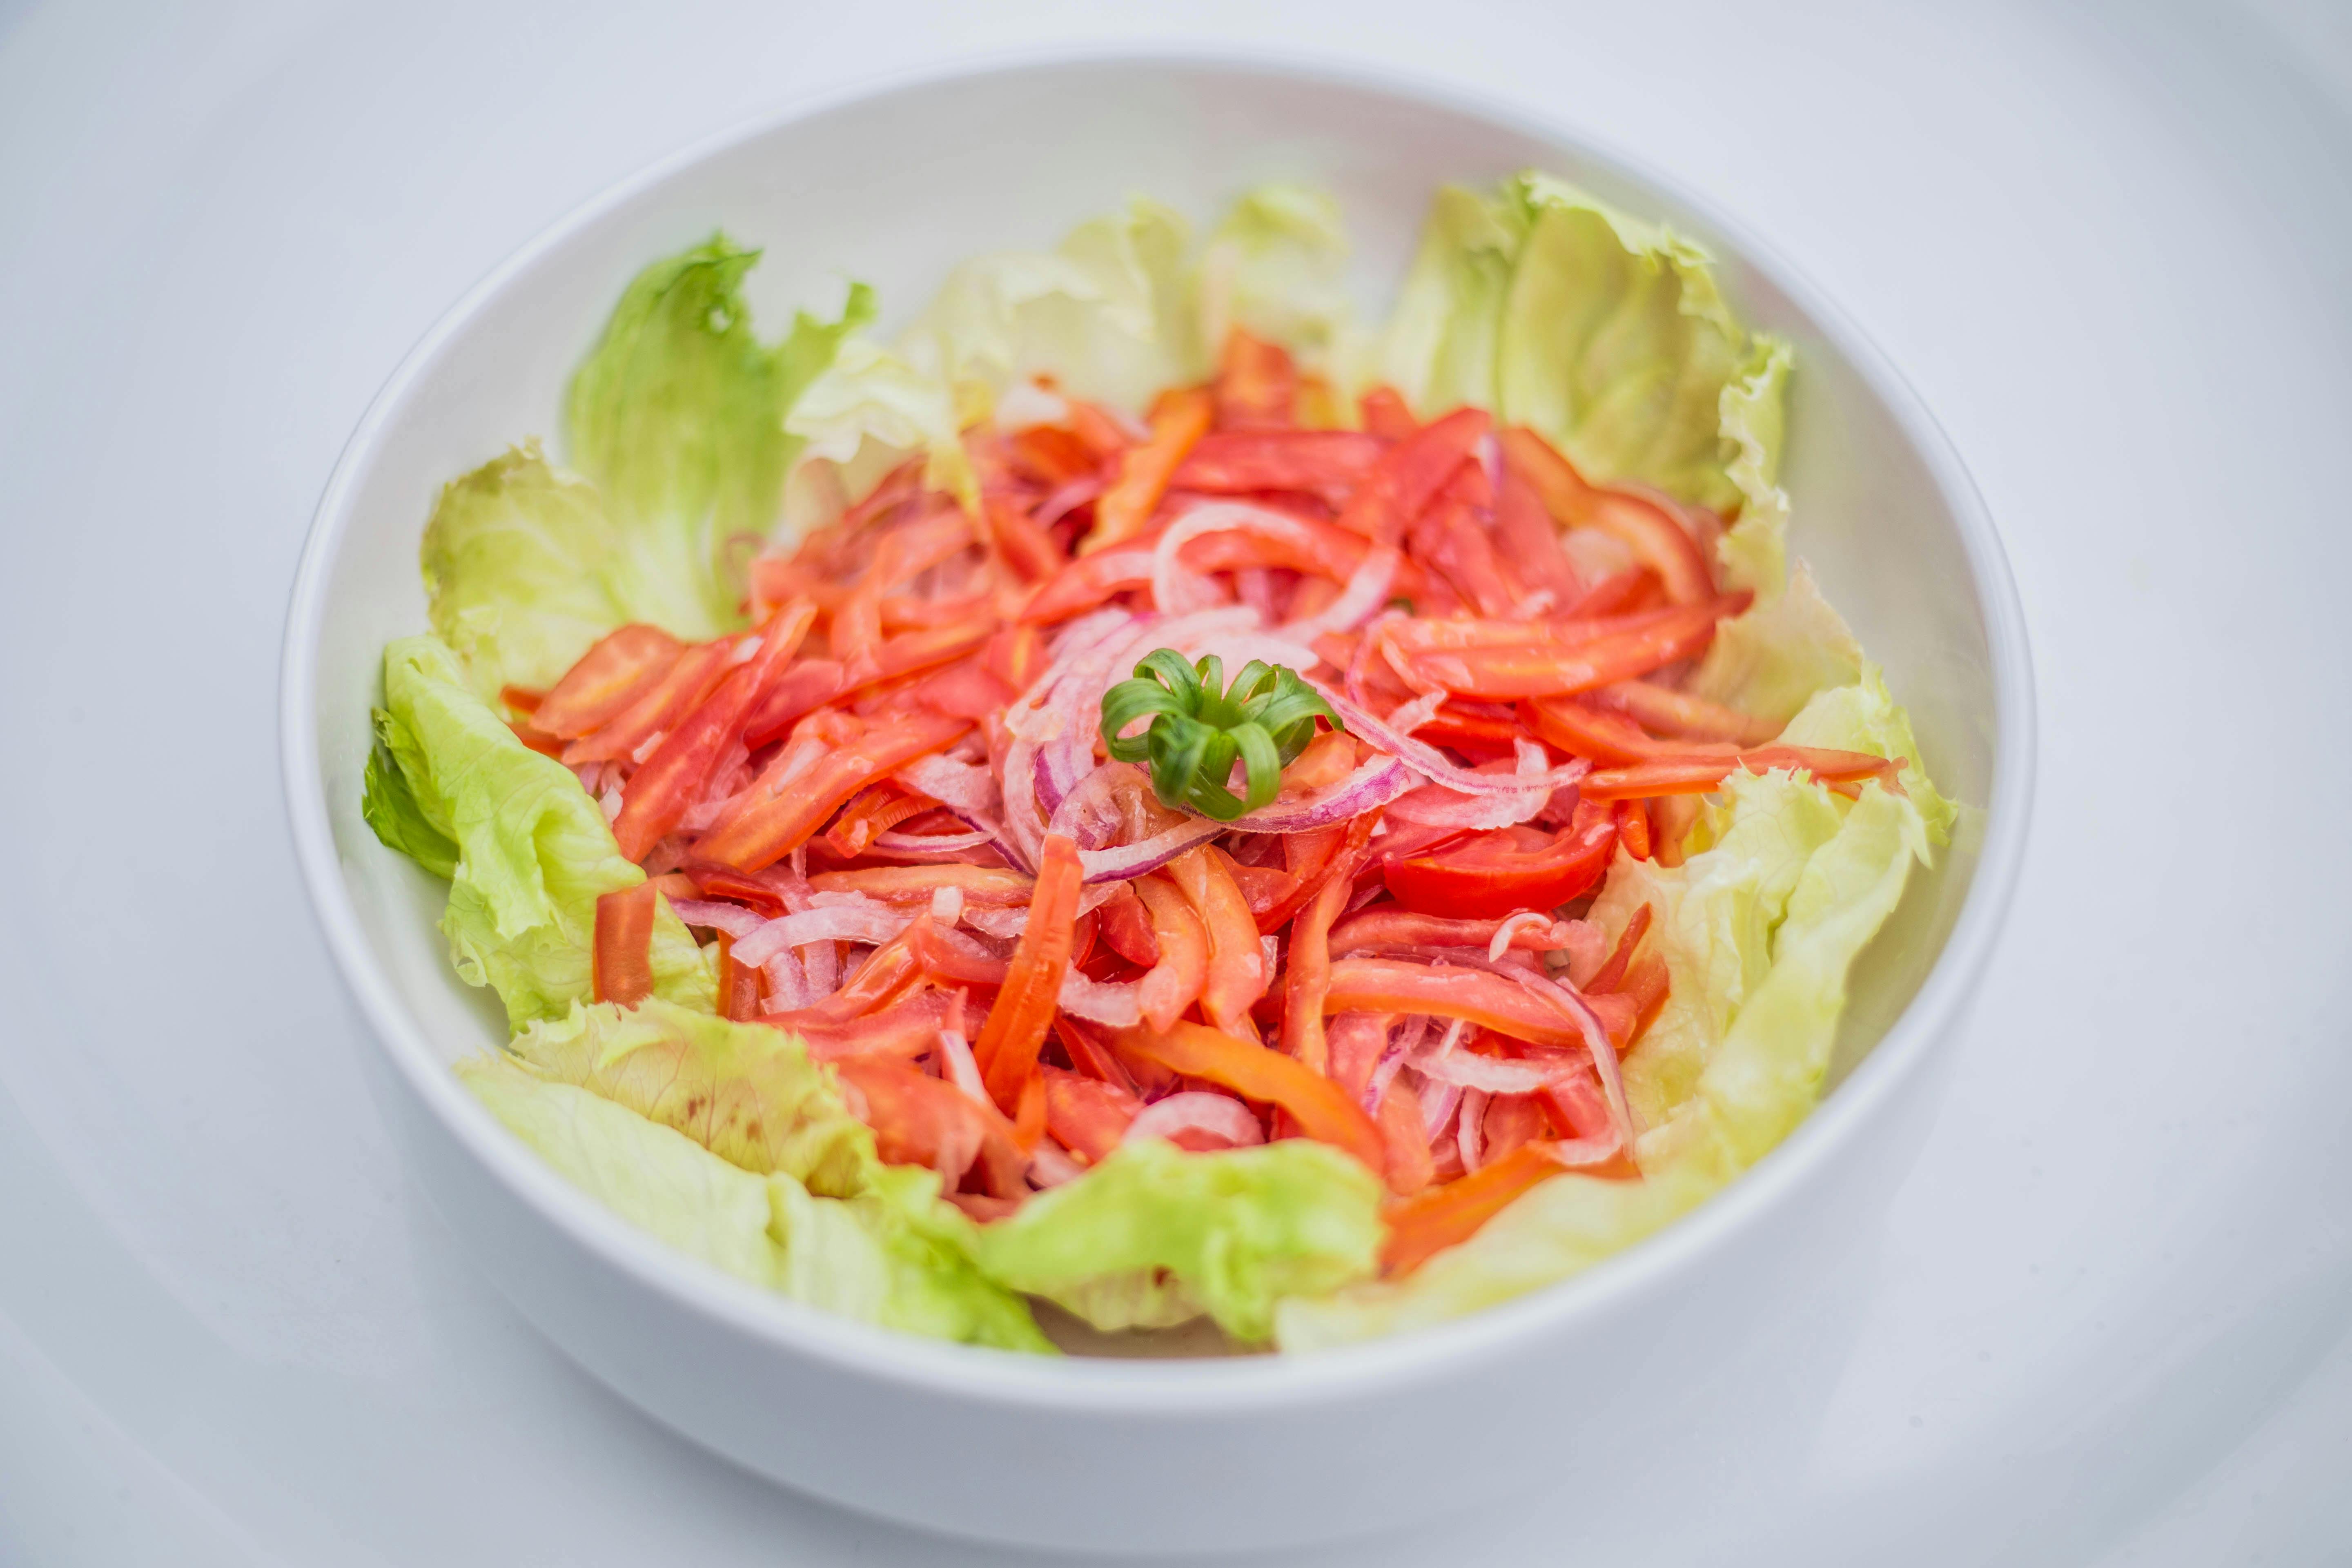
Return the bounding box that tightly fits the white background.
[3,1,2349,1562]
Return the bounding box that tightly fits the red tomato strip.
[1499,426,1716,606]
[1381,1141,1572,1275]
[591,883,660,1007]
[532,624,682,738]
[1337,408,1488,544]
[1211,328,1299,431]
[1082,386,1214,554]
[972,834,1083,1118]
[1579,747,1904,802]
[1111,1021,1386,1173]
[695,711,971,872]
[1321,959,1593,1050]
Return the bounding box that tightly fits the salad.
[364,176,1951,1352]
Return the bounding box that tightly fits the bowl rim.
[280,41,2036,1412]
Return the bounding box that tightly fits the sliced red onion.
[762,949,812,1011]
[801,935,838,996]
[1410,1046,1562,1095]
[998,734,1046,873]
[1313,678,1591,796]
[929,884,964,924]
[1034,475,1102,528]
[1488,913,1554,962]
[962,883,1120,941]
[1384,689,1446,737]
[1151,502,1320,614]
[1559,920,1608,986]
[1058,973,1141,1028]
[1367,1015,1428,1110]
[896,753,999,817]
[1458,1087,1490,1172]
[871,826,998,855]
[1496,962,1635,1147]
[667,899,768,939]
[1124,1091,1264,1150]
[1280,541,1401,642]
[1417,1063,1464,1140]
[1075,819,1222,883]
[936,1027,988,1105]
[1028,1140,1088,1189]
[1344,608,1407,713]
[1045,761,1140,849]
[734,903,911,968]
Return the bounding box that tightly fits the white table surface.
[4,1,2349,1561]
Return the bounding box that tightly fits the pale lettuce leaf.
[780,335,975,532]
[1692,560,1864,728]
[1374,184,1526,418]
[970,1138,1384,1344]
[459,1050,1048,1349]
[1198,183,1359,379]
[898,196,1199,419]
[1777,662,1957,844]
[372,635,713,1027]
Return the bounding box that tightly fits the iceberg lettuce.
[898,196,1199,422]
[969,1137,1384,1344]
[1197,182,1359,379]
[370,635,713,1028]
[421,239,869,702]
[458,1049,1047,1350]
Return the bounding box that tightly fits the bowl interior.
[299,55,2003,1342]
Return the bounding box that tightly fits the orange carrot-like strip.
[1080,385,1213,554]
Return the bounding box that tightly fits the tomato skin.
[1171,430,1383,501]
[971,834,1082,1118]
[1337,407,1488,545]
[1109,1021,1386,1174]
[1082,385,1213,555]
[1383,815,1618,921]
[591,882,660,1007]
[1041,1065,1142,1164]
[531,623,682,738]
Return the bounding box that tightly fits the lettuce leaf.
[1374,183,1526,419]
[970,1138,1384,1344]
[503,996,875,1193]
[459,1050,1048,1349]
[458,1052,788,1288]
[563,236,872,642]
[419,443,637,702]
[361,708,457,879]
[1276,766,1932,1351]
[1779,662,1957,845]
[780,335,975,532]
[1198,183,1358,379]
[420,242,869,702]
[371,635,713,1027]
[898,196,1199,419]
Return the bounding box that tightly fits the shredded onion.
[735,903,910,967]
[1125,1091,1264,1150]
[668,899,768,939]
[871,826,998,856]
[935,1027,989,1104]
[1281,540,1401,642]
[1458,1087,1490,1172]
[1314,679,1591,797]
[1058,972,1142,1028]
[1028,1140,1087,1188]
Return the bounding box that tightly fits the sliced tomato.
[591,882,659,1007]
[1499,425,1716,606]
[1586,902,1654,996]
[1094,882,1160,967]
[1398,597,1744,699]
[693,710,972,872]
[904,913,1009,989]
[1490,466,1582,605]
[1564,566,1663,619]
[822,780,935,858]
[1383,813,1617,921]
[1321,958,1598,1050]
[797,930,925,1024]
[562,637,735,766]
[1357,385,1418,441]
[1171,429,1384,503]
[1373,1079,1436,1196]
[762,990,953,1061]
[1008,423,1102,488]
[739,659,846,750]
[1209,328,1299,430]
[1110,1020,1385,1173]
[1613,797,1653,861]
[686,864,788,918]
[1380,1142,1571,1275]
[715,933,763,1022]
[807,864,1035,907]
[1336,407,1488,544]
[971,833,1082,1116]
[532,624,683,738]
[1522,694,1735,766]
[832,1058,1026,1198]
[902,655,1014,720]
[1132,873,1209,1033]
[1165,845,1266,1034]
[1579,746,1904,802]
[982,495,1067,584]
[1081,385,1214,555]
[1600,680,1778,746]
[612,602,815,861]
[1327,908,1575,956]
[1042,1064,1142,1164]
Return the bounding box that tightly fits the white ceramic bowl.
[282,51,2032,1555]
